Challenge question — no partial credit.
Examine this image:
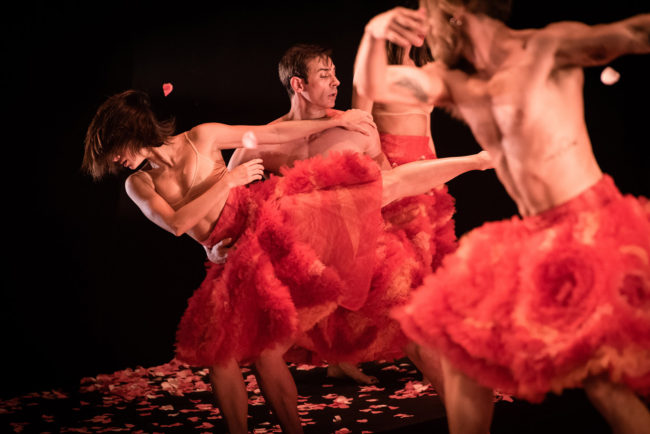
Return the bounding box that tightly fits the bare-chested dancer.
[229,43,491,389]
[355,3,650,433]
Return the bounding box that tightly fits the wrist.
[224,173,236,189]
[365,22,384,41]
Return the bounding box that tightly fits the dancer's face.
[112,147,146,170]
[300,56,340,109]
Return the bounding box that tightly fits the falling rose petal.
[335,429,351,434]
[394,413,414,418]
[600,66,620,85]
[356,419,368,423]
[242,131,258,149]
[162,83,174,97]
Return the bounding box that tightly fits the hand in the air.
[366,7,428,48]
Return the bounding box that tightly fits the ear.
[290,76,305,94]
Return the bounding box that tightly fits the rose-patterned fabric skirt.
[394,174,650,402]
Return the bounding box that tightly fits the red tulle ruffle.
[289,134,458,364]
[175,152,383,367]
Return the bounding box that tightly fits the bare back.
[438,29,602,216]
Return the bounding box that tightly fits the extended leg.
[404,341,445,402]
[254,343,303,434]
[381,151,492,207]
[441,355,493,434]
[209,359,248,434]
[584,376,650,434]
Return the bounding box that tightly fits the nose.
[112,155,121,162]
[331,74,340,87]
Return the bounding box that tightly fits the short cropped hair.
[278,44,333,98]
[82,89,175,180]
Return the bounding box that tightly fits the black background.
[3,0,649,398]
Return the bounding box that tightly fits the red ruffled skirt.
[290,134,457,363]
[394,175,650,401]
[175,152,383,367]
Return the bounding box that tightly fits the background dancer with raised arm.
[348,27,455,393]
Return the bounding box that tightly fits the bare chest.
[152,156,227,209]
[307,128,368,158]
[448,67,531,149]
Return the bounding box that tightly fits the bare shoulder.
[125,170,155,198]
[187,123,233,155]
[187,123,216,147]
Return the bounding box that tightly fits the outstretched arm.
[547,13,650,68]
[125,159,264,237]
[195,109,375,151]
[354,7,448,106]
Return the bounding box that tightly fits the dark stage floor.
[1,358,620,433]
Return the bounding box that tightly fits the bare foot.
[327,362,378,385]
[475,150,494,171]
